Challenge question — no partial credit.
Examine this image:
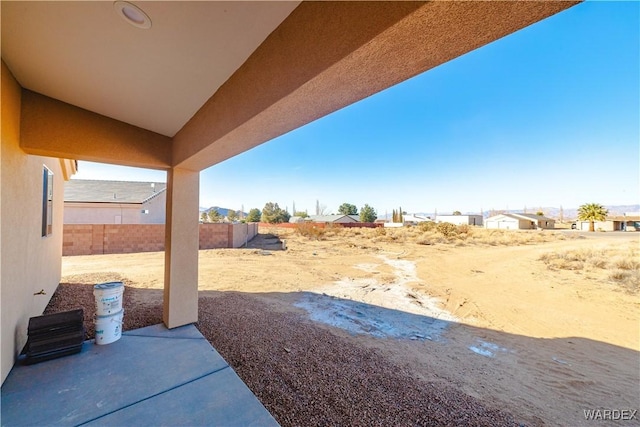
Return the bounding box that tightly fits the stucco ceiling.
[1,1,300,137]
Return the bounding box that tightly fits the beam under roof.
[172,1,579,172]
[20,90,172,170]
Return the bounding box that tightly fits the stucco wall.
[141,191,166,224]
[64,203,142,224]
[231,223,258,248]
[436,215,484,226]
[1,61,66,384]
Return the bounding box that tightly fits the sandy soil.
[61,228,639,426]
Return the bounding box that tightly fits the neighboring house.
[64,180,167,224]
[485,213,555,230]
[574,214,640,232]
[308,215,359,224]
[403,214,432,224]
[289,216,307,224]
[1,2,576,385]
[436,214,483,226]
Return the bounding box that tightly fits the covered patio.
[1,1,580,422]
[1,324,277,426]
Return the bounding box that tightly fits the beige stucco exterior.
[436,215,484,226]
[1,62,75,382]
[485,216,532,230]
[64,193,167,225]
[1,2,580,385]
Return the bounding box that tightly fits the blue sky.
[74,1,639,215]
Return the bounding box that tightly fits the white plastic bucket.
[94,282,124,316]
[95,310,124,345]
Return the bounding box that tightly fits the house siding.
[1,61,67,383]
[64,202,143,224]
[63,188,167,225]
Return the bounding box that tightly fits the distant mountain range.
[199,206,247,217]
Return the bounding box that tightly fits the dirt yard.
[60,226,639,426]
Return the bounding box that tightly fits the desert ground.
[57,225,639,426]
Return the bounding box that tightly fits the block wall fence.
[63,223,258,256]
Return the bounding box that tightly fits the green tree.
[453,210,462,216]
[227,209,238,222]
[360,204,377,223]
[246,208,261,222]
[207,209,222,223]
[294,211,309,218]
[577,203,608,232]
[536,210,544,216]
[261,202,290,223]
[338,203,358,215]
[200,212,208,223]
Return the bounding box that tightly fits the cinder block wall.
[63,225,94,256]
[199,223,231,249]
[63,223,257,256]
[103,224,165,254]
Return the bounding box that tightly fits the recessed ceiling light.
[114,1,152,29]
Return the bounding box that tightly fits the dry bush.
[293,223,572,248]
[323,223,344,236]
[457,224,472,235]
[608,269,640,293]
[539,246,639,293]
[417,221,437,232]
[436,222,458,238]
[295,223,327,240]
[416,231,446,246]
[539,248,608,271]
[615,258,640,270]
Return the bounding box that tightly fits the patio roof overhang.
[4,1,579,172]
[1,1,580,328]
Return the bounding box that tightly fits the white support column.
[163,168,199,328]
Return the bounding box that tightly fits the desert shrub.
[416,232,445,245]
[457,224,472,235]
[436,222,458,238]
[591,258,608,269]
[615,258,640,270]
[375,227,387,236]
[418,221,437,232]
[609,269,630,281]
[540,245,639,293]
[295,223,326,240]
[324,223,343,236]
[609,269,640,293]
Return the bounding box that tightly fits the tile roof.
[64,179,167,204]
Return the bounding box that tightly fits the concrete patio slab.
[1,324,278,426]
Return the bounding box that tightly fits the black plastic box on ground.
[24,309,85,365]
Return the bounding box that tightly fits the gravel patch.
[46,275,518,427]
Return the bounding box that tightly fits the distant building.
[574,214,640,232]
[485,213,555,230]
[436,214,483,226]
[64,180,166,224]
[308,214,359,224]
[288,216,307,224]
[402,214,432,224]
